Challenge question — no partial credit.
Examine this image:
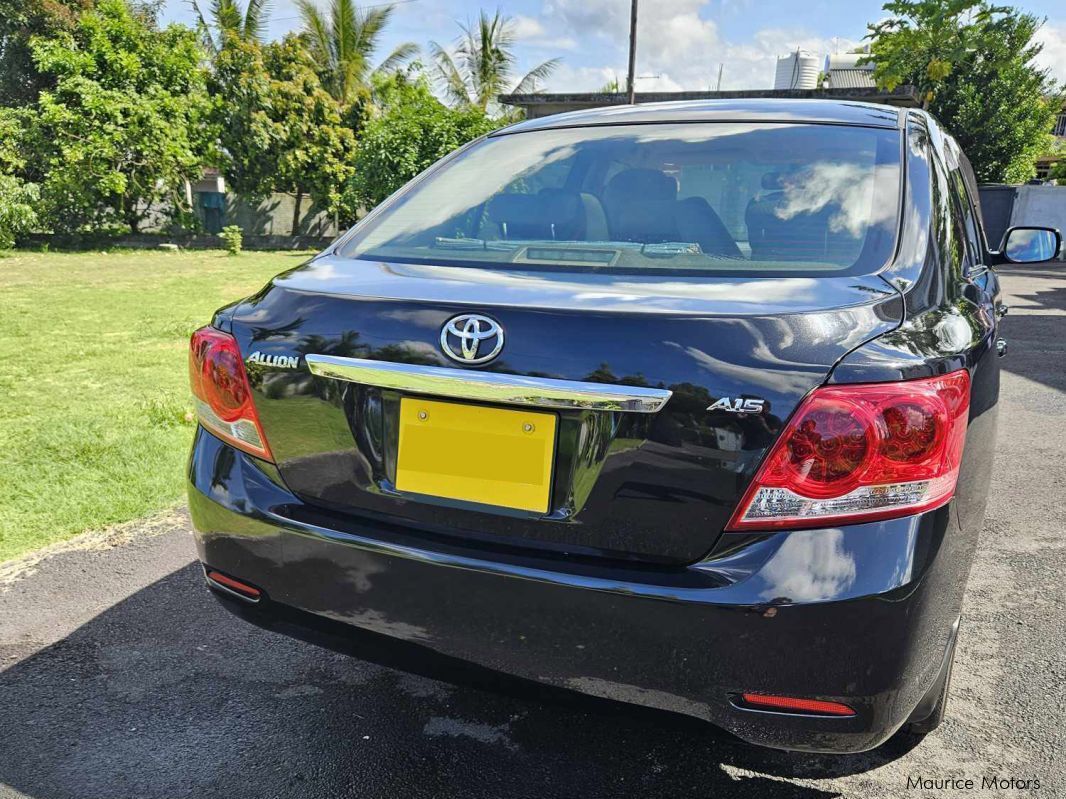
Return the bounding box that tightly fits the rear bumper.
[188,428,971,753]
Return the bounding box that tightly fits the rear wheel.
[903,621,959,736]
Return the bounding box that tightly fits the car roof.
[494,99,904,136]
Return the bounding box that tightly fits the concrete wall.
[978,185,1066,258]
[226,192,341,237]
[1010,186,1066,236]
[138,192,345,238]
[1008,186,1066,260]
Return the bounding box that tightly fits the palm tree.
[191,0,272,54]
[600,73,623,93]
[430,10,560,114]
[296,0,418,104]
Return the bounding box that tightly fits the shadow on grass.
[0,563,923,799]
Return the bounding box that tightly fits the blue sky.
[160,0,1066,92]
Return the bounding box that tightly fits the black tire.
[903,623,958,736]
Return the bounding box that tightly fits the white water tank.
[773,49,820,90]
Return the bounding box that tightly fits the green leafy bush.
[0,108,38,248]
[342,75,501,216]
[0,175,39,249]
[220,225,243,255]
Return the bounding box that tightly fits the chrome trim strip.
[305,355,672,413]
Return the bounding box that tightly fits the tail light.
[727,371,970,531]
[189,326,272,460]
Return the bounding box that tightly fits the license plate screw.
[523,422,535,433]
[418,410,429,421]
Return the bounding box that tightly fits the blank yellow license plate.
[395,398,557,513]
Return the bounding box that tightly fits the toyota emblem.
[440,314,504,364]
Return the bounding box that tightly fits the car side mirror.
[997,226,1061,264]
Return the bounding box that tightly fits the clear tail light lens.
[189,326,273,460]
[727,371,970,531]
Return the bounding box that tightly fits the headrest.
[604,169,678,203]
[487,192,580,224]
[613,200,679,243]
[487,193,541,224]
[486,191,583,239]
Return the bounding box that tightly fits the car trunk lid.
[226,256,902,564]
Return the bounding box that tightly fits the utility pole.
[626,0,638,104]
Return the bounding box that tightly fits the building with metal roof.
[826,53,877,89]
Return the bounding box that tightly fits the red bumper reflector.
[740,693,856,717]
[206,570,262,601]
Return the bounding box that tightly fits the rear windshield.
[339,122,902,277]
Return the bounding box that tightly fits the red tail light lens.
[205,569,262,601]
[739,693,856,717]
[727,371,970,530]
[189,326,272,460]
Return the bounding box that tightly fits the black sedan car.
[187,100,1061,753]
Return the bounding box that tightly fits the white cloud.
[543,0,632,40]
[1034,22,1066,86]
[546,0,717,80]
[549,64,625,92]
[512,15,546,39]
[540,0,859,91]
[531,36,579,52]
[511,13,578,52]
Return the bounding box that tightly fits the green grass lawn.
[0,249,311,562]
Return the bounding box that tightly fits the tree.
[867,0,1059,182]
[191,0,272,54]
[26,0,211,233]
[210,35,355,234]
[265,36,357,233]
[1049,139,1066,184]
[926,13,1058,183]
[866,1,1008,108]
[0,0,92,104]
[209,37,286,201]
[342,74,500,213]
[0,108,39,247]
[296,0,417,105]
[0,176,39,248]
[0,108,26,177]
[430,10,559,114]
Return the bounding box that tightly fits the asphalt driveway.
[1,266,1064,799]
